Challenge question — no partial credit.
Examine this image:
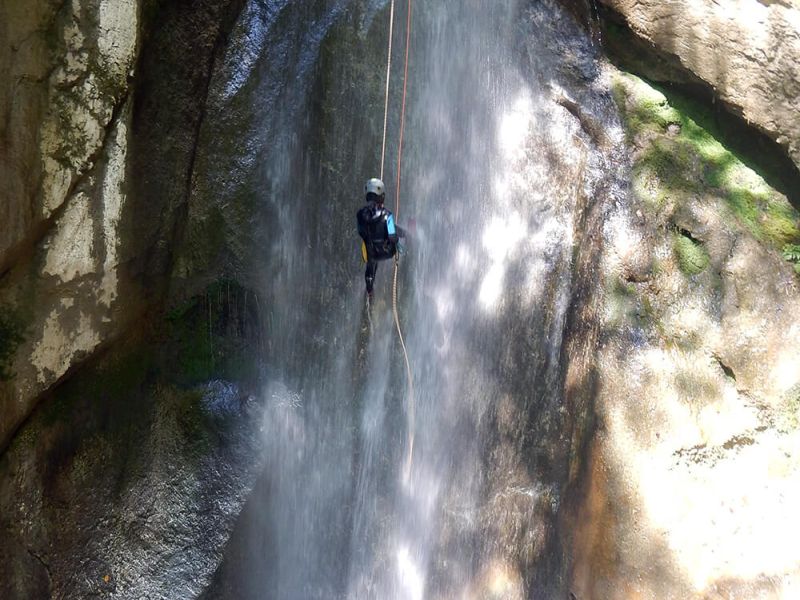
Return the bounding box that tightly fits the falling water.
[201,0,624,597]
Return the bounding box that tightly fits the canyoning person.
[356,178,407,299]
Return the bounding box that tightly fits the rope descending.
[393,0,412,217]
[393,255,414,481]
[379,0,395,180]
[379,0,415,482]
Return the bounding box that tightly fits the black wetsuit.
[356,201,405,294]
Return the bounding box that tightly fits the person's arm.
[387,213,400,243]
[356,208,368,241]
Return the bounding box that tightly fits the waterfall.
[201,0,624,597]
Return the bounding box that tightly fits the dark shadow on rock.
[128,0,247,306]
[0,273,265,599]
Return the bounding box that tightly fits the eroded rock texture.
[599,0,800,175]
[568,69,800,600]
[0,0,139,452]
[0,370,262,600]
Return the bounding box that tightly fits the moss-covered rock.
[597,0,800,182]
[162,279,263,386]
[0,306,26,381]
[613,72,800,257]
[576,62,800,599]
[673,231,709,276]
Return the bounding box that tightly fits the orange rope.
[379,0,395,180]
[394,0,413,220]
[391,0,414,484]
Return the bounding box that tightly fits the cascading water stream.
[202,1,625,597]
[346,2,607,597]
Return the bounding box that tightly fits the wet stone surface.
[0,372,264,600]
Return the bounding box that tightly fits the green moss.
[612,72,681,140]
[605,277,639,327]
[633,139,702,207]
[0,305,27,381]
[674,369,720,404]
[614,278,637,297]
[779,385,800,431]
[785,244,800,275]
[674,232,710,275]
[785,244,800,261]
[613,72,800,250]
[165,294,214,384]
[163,279,261,386]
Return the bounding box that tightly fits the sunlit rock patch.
[612,72,799,252]
[0,0,139,451]
[39,0,138,218]
[1,100,135,448]
[597,0,800,174]
[573,67,800,598]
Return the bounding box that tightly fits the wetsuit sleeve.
[356,208,368,241]
[387,213,398,243]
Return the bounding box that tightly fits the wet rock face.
[0,0,260,595]
[597,0,800,175]
[0,275,265,598]
[0,368,263,599]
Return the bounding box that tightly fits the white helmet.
[365,178,385,198]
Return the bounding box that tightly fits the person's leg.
[365,259,378,295]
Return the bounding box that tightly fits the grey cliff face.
[1,0,260,597]
[0,0,138,264]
